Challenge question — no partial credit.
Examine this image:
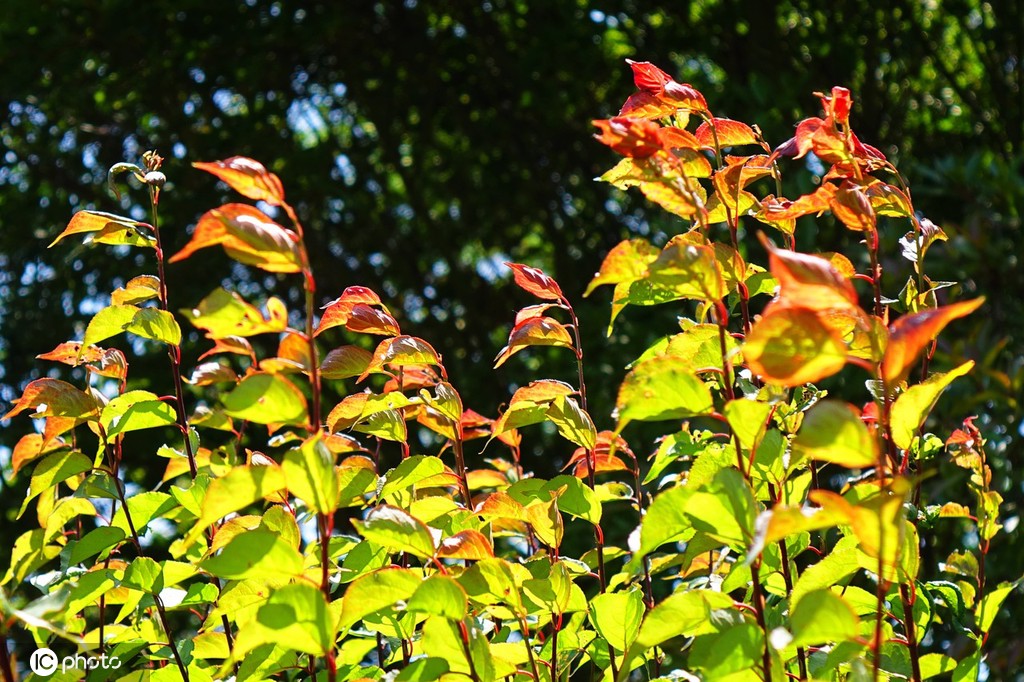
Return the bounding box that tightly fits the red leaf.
[827,86,853,126]
[695,118,758,148]
[660,81,708,112]
[592,117,665,158]
[618,91,678,119]
[193,156,286,206]
[881,299,985,384]
[626,59,673,92]
[504,262,564,301]
[315,286,388,336]
[658,127,702,151]
[759,183,838,222]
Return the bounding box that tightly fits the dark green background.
[1,0,1021,675]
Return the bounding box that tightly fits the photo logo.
[29,648,58,676]
[28,648,122,676]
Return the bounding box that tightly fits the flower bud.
[144,171,167,188]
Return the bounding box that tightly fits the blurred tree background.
[1,0,1021,675]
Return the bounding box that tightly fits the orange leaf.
[658,127,702,151]
[493,317,574,368]
[659,80,708,112]
[761,236,859,313]
[592,117,665,158]
[759,183,837,222]
[830,181,876,232]
[345,305,401,337]
[744,308,848,386]
[619,91,678,119]
[881,299,985,384]
[438,530,495,560]
[316,286,386,336]
[509,380,575,406]
[11,434,66,476]
[49,210,150,249]
[320,345,373,380]
[2,378,99,422]
[696,118,758,148]
[638,181,704,218]
[169,203,301,273]
[193,156,286,206]
[361,336,442,382]
[504,262,564,301]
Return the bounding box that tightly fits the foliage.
[1,60,1019,682]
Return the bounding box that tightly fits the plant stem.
[899,583,922,682]
[149,188,198,479]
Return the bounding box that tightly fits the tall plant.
[1,61,1017,682]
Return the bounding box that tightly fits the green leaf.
[630,485,694,568]
[234,583,333,656]
[545,396,597,449]
[182,287,289,338]
[523,561,573,614]
[338,567,422,630]
[589,588,644,651]
[792,535,860,605]
[199,529,305,580]
[111,491,177,535]
[891,361,974,450]
[977,580,1019,634]
[1,529,62,585]
[281,434,338,514]
[379,455,446,501]
[422,617,496,682]
[790,588,860,646]
[83,305,139,347]
[792,400,878,468]
[724,398,773,453]
[408,574,469,620]
[100,390,177,438]
[396,657,450,682]
[181,465,287,548]
[458,558,525,614]
[125,308,182,345]
[353,505,436,558]
[69,526,126,565]
[634,589,734,649]
[222,372,307,425]
[684,468,755,550]
[919,653,957,679]
[615,356,714,431]
[122,557,164,594]
[543,475,601,524]
[688,622,763,677]
[19,455,93,522]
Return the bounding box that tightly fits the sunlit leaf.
[18,451,93,519]
[112,275,161,306]
[493,316,574,368]
[170,203,301,272]
[100,390,177,438]
[615,356,713,431]
[881,299,984,384]
[353,505,436,558]
[193,156,286,206]
[695,117,758,148]
[830,181,876,232]
[408,575,469,620]
[592,117,665,158]
[222,372,307,425]
[645,240,726,301]
[792,400,878,468]
[49,210,152,249]
[361,335,442,382]
[744,308,847,386]
[181,288,288,337]
[338,567,421,631]
[2,378,98,424]
[180,464,287,549]
[320,345,373,380]
[199,529,304,580]
[762,236,859,313]
[891,361,974,450]
[233,584,333,657]
[584,239,660,296]
[504,262,565,301]
[437,530,494,560]
[282,434,338,515]
[789,589,860,646]
[589,588,644,651]
[545,395,597,450]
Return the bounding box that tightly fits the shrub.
[0,62,1016,682]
